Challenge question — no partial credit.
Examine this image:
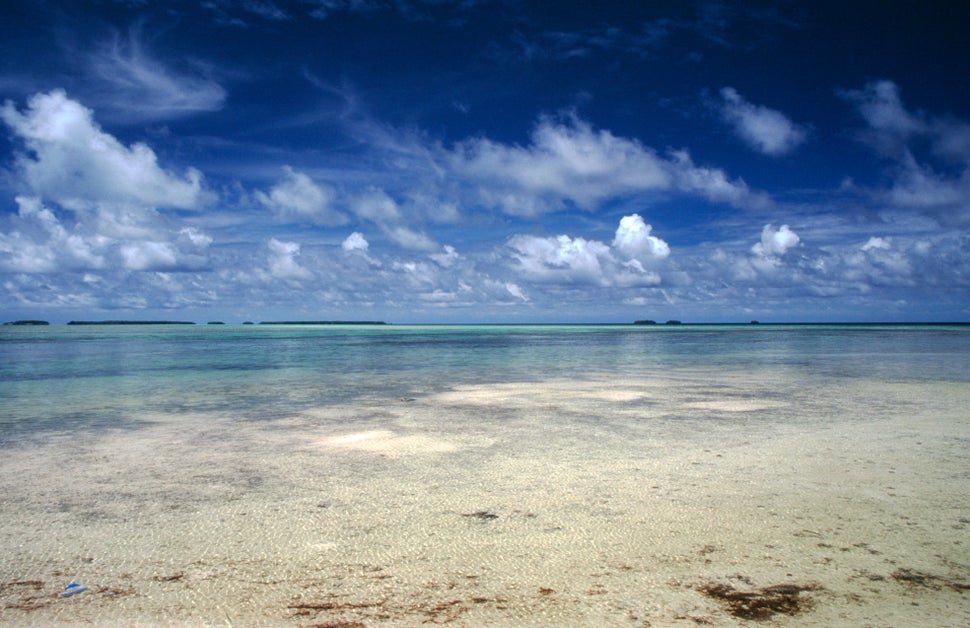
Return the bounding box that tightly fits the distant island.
[67,320,196,325]
[258,321,387,325]
[3,320,49,326]
[633,319,682,325]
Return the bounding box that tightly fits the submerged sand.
[1,374,968,626]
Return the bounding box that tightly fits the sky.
[1,1,969,323]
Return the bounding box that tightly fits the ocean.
[1,324,968,625]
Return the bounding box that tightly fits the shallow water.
[1,325,968,625]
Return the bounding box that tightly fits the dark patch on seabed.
[697,581,823,621]
[891,568,970,592]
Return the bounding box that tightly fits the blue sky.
[1,0,968,323]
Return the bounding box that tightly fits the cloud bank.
[1,79,968,322]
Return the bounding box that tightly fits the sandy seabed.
[1,373,968,626]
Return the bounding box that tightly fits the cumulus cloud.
[0,197,104,272]
[1,90,207,210]
[719,87,807,155]
[119,241,179,271]
[503,282,529,302]
[450,115,768,215]
[385,225,437,251]
[752,224,800,257]
[861,236,891,252]
[0,196,211,273]
[430,244,460,267]
[0,90,215,277]
[341,231,381,266]
[88,30,226,121]
[349,188,437,250]
[341,231,369,252]
[118,227,211,272]
[612,213,670,263]
[266,238,313,281]
[509,234,613,284]
[256,166,345,225]
[507,214,669,287]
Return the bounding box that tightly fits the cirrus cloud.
[87,29,227,122]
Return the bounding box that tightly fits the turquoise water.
[1,324,969,624]
[2,324,969,441]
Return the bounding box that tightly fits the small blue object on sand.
[59,583,87,598]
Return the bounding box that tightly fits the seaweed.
[891,568,970,592]
[290,595,517,624]
[1,580,51,612]
[698,581,823,621]
[462,510,498,521]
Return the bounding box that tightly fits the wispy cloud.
[719,87,807,156]
[86,27,226,121]
[841,80,970,226]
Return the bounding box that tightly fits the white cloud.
[430,244,460,267]
[266,238,313,281]
[752,224,800,257]
[120,241,179,271]
[0,196,212,273]
[256,166,345,225]
[386,225,437,251]
[508,234,613,285]
[719,87,807,156]
[341,231,369,252]
[668,149,771,208]
[0,197,103,272]
[341,230,381,266]
[349,188,437,250]
[88,30,226,121]
[350,187,402,222]
[507,227,661,288]
[391,260,441,289]
[613,213,671,263]
[842,80,925,140]
[1,90,207,210]
[450,115,767,215]
[861,236,891,252]
[504,282,529,302]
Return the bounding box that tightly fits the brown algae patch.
[697,581,824,621]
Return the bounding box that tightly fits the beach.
[1,326,968,625]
